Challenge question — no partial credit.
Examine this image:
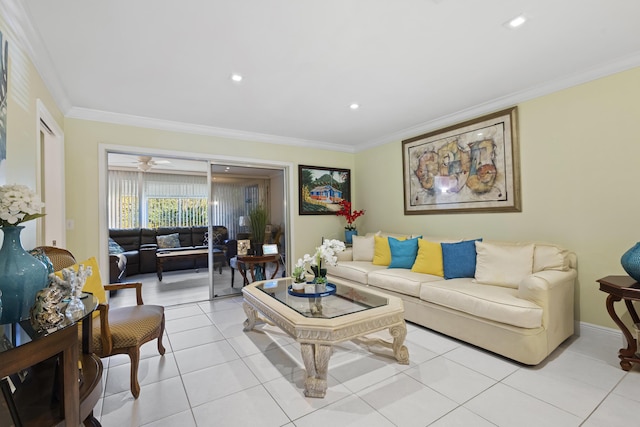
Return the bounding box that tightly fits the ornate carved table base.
[242,284,410,398]
[598,275,640,370]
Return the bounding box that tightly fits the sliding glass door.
[209,162,287,298]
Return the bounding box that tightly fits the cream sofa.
[325,232,577,365]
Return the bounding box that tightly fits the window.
[108,169,268,235]
[146,197,207,228]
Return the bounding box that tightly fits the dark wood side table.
[597,275,640,370]
[235,254,280,286]
[0,294,103,426]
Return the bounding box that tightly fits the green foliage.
[146,197,207,228]
[249,205,268,243]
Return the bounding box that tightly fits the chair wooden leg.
[128,347,141,399]
[157,314,166,355]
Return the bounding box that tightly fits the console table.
[0,295,102,426]
[597,275,640,371]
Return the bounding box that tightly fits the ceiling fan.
[136,156,171,172]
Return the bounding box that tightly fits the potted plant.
[248,205,268,253]
[336,200,365,244]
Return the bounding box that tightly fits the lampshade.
[238,216,249,227]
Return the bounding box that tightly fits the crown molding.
[67,107,356,153]
[357,50,640,152]
[3,0,72,113]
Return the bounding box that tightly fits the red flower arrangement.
[336,200,365,230]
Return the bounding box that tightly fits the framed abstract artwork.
[298,165,351,215]
[402,107,521,214]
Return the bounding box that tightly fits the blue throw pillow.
[442,238,482,279]
[388,237,419,269]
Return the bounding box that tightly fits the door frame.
[35,99,66,247]
[98,143,294,298]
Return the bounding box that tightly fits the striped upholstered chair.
[37,246,165,398]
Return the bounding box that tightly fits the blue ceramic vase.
[0,226,49,323]
[345,229,358,244]
[621,242,640,283]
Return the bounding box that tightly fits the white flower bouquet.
[0,184,45,227]
[292,239,346,285]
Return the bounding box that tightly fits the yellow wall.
[0,13,64,249]
[62,118,354,265]
[356,66,640,328]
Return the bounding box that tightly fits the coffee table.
[156,248,226,281]
[242,278,409,398]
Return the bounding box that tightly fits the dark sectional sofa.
[108,226,236,282]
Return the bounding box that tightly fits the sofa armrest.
[518,269,577,334]
[337,248,353,262]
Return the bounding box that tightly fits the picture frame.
[402,107,521,214]
[298,165,351,215]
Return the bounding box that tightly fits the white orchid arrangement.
[292,239,346,283]
[0,184,45,227]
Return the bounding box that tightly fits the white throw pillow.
[474,241,535,288]
[533,244,569,272]
[352,235,375,261]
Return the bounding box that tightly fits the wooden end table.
[597,275,640,370]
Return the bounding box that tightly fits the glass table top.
[0,294,99,354]
[256,278,388,319]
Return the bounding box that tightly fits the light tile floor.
[94,296,640,426]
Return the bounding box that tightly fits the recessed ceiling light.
[230,74,243,82]
[505,14,527,29]
[349,103,360,110]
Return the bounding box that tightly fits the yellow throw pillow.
[373,235,407,266]
[411,239,444,276]
[54,257,107,317]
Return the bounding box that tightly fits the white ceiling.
[21,0,640,152]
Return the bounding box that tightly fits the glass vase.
[65,295,85,321]
[0,226,49,323]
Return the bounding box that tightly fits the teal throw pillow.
[108,237,125,254]
[388,237,419,269]
[442,238,482,279]
[157,233,181,249]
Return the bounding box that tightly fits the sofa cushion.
[533,244,570,272]
[442,239,482,279]
[373,235,406,266]
[369,268,442,297]
[419,278,543,329]
[326,261,387,285]
[474,241,534,288]
[388,237,419,269]
[352,235,375,261]
[157,233,181,249]
[411,239,444,277]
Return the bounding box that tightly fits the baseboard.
[577,320,621,340]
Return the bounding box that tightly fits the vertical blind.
[109,170,267,237]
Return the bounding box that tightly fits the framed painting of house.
[402,107,521,214]
[298,165,351,215]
